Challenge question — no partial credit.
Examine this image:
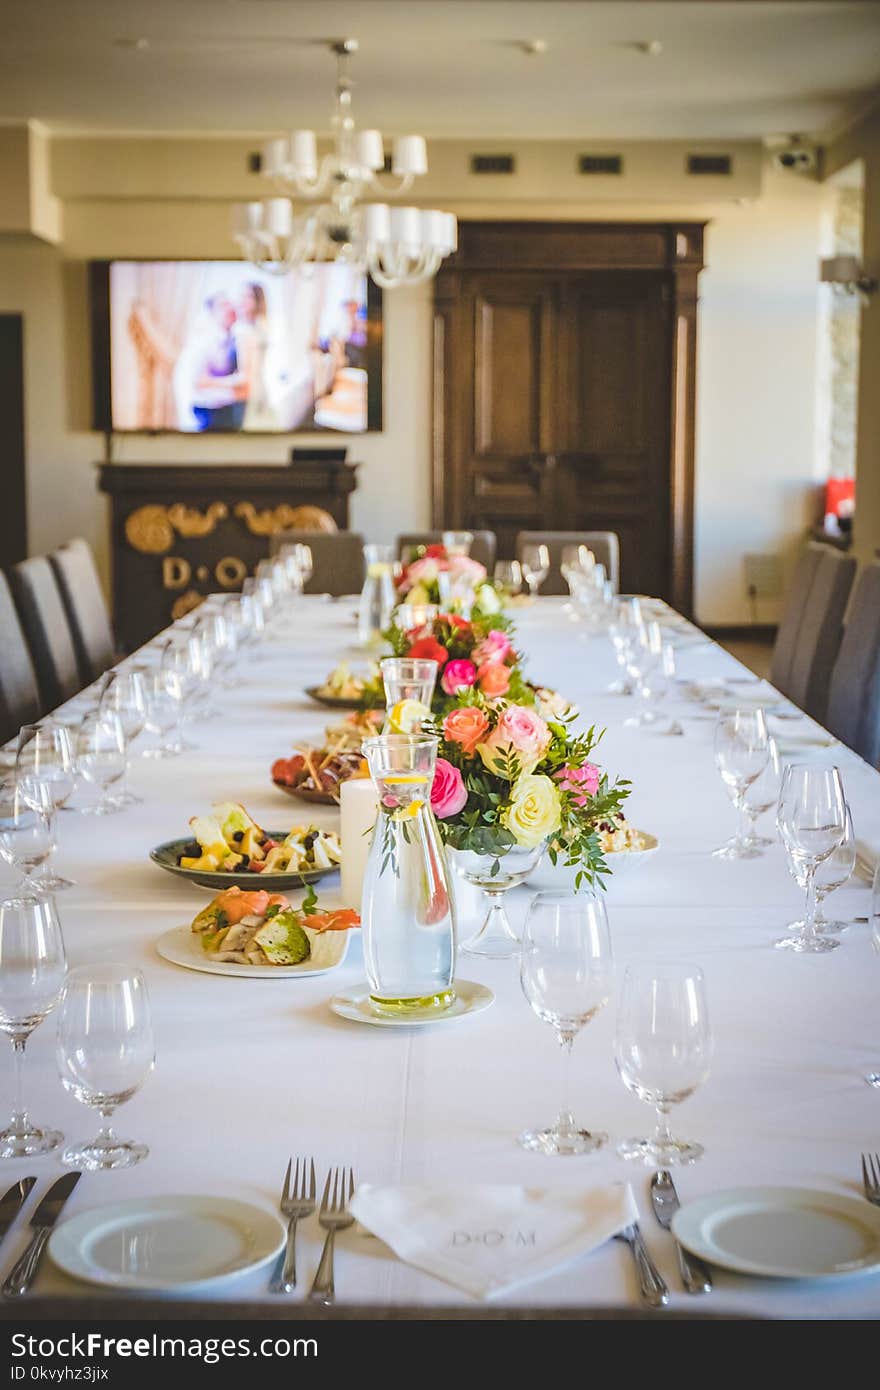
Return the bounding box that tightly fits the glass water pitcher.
[358,544,397,648]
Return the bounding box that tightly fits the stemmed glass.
[623,621,666,727]
[76,709,127,816]
[615,961,712,1166]
[15,722,77,890]
[519,892,613,1155]
[99,670,146,806]
[160,638,200,751]
[561,544,594,598]
[741,735,783,850]
[608,596,643,694]
[140,667,180,758]
[294,544,313,590]
[0,784,53,904]
[57,964,155,1171]
[0,897,67,1157]
[520,544,549,599]
[493,560,522,600]
[867,862,880,1089]
[776,763,847,953]
[782,800,856,935]
[712,708,770,859]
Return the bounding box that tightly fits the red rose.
[406,636,449,667]
[424,544,447,559]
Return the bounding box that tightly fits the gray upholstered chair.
[50,538,115,684]
[0,570,42,742]
[784,547,856,721]
[396,531,497,573]
[515,530,620,595]
[270,530,365,596]
[10,556,82,712]
[769,543,825,697]
[826,564,880,767]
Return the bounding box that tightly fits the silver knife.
[2,1171,81,1298]
[615,1223,669,1308]
[0,1179,36,1245]
[650,1170,712,1294]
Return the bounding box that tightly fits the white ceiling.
[2,1,879,140]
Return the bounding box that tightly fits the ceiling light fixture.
[231,38,457,288]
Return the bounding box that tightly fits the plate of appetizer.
[271,743,367,805]
[150,801,343,890]
[526,816,659,890]
[157,885,358,978]
[305,662,381,710]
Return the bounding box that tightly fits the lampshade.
[392,135,428,177]
[390,206,424,249]
[290,130,318,176]
[356,129,385,171]
[231,202,264,236]
[265,198,293,236]
[363,202,392,244]
[262,137,289,177]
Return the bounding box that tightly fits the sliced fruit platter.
[150,801,343,891]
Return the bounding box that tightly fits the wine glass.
[615,961,712,1166]
[0,783,53,904]
[493,560,522,600]
[623,621,664,727]
[741,735,783,850]
[140,666,180,758]
[159,638,200,751]
[520,544,550,598]
[782,800,856,936]
[608,596,643,694]
[57,964,155,1171]
[295,544,313,589]
[712,708,770,859]
[519,892,613,1155]
[867,861,880,1089]
[441,531,473,558]
[76,709,127,816]
[0,897,67,1157]
[15,722,77,890]
[776,763,847,953]
[99,669,146,806]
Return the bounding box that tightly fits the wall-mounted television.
[90,260,382,434]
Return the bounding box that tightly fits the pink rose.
[447,555,487,584]
[477,661,511,698]
[478,705,551,776]
[472,629,512,666]
[443,706,490,756]
[554,762,600,808]
[431,758,468,818]
[441,658,478,696]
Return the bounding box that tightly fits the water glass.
[608,596,643,694]
[57,964,155,1170]
[380,657,438,731]
[712,708,770,859]
[776,763,847,953]
[519,892,613,1156]
[99,669,147,805]
[0,784,53,903]
[76,709,127,815]
[520,543,550,598]
[0,897,67,1157]
[616,962,712,1166]
[441,531,473,557]
[393,603,439,634]
[493,560,522,599]
[15,722,77,890]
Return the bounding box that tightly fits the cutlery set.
[0,1171,81,1298]
[269,1157,355,1306]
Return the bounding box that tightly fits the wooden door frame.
[0,314,27,570]
[433,221,705,615]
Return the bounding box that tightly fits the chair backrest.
[270,530,365,596]
[50,538,115,684]
[769,543,825,695]
[826,564,880,767]
[396,531,498,573]
[785,547,856,720]
[0,570,42,742]
[515,530,620,595]
[10,556,82,712]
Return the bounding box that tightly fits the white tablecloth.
[3,597,879,1318]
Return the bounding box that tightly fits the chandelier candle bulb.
[265,198,294,236]
[364,202,392,243]
[231,202,263,236]
[340,777,380,913]
[391,206,424,248]
[356,129,385,171]
[393,135,428,177]
[262,137,289,177]
[290,129,318,176]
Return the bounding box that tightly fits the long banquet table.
[2,595,879,1319]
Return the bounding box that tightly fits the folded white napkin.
[349,1182,637,1300]
[855,840,877,886]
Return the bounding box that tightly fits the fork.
[308,1166,355,1306]
[861,1152,880,1207]
[269,1156,317,1294]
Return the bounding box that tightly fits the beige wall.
[0,137,831,623]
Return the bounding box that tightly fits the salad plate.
[330,979,494,1028]
[150,837,339,891]
[157,923,350,978]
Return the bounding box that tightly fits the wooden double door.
[432,222,704,611]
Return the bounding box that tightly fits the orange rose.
[478,661,511,698]
[442,706,490,756]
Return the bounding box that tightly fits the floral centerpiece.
[378,611,532,715]
[397,543,503,618]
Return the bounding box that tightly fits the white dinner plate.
[156,924,350,978]
[526,834,659,890]
[49,1196,285,1292]
[330,979,494,1027]
[672,1186,880,1281]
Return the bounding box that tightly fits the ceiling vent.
[687,154,732,176]
[579,154,623,175]
[470,154,516,175]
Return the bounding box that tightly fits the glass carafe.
[361,735,456,1017]
[358,544,397,648]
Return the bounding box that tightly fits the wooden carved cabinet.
[433,222,704,612]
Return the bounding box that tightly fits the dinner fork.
[269,1156,316,1294]
[861,1152,880,1207]
[308,1165,355,1306]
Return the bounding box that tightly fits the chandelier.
[231,38,457,288]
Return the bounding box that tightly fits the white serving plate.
[672,1186,880,1281]
[156,923,350,978]
[526,833,659,891]
[330,979,494,1028]
[49,1195,285,1292]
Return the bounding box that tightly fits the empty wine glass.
[561,544,595,596]
[441,531,473,557]
[519,892,613,1155]
[608,596,643,694]
[15,722,77,890]
[616,961,712,1166]
[520,543,550,598]
[623,621,665,727]
[99,669,146,806]
[57,964,155,1171]
[140,667,180,758]
[76,709,127,816]
[159,637,201,751]
[493,560,522,599]
[0,897,67,1157]
[776,763,847,953]
[867,862,880,1089]
[782,801,856,937]
[0,783,53,904]
[741,735,783,850]
[712,708,770,859]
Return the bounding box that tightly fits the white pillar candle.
[340,778,379,913]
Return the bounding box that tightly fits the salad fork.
[861,1152,880,1207]
[269,1156,316,1294]
[308,1165,355,1306]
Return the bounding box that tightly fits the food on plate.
[316,663,370,701]
[272,747,366,798]
[532,686,579,721]
[595,813,648,854]
[178,801,342,874]
[191,886,359,967]
[324,710,383,749]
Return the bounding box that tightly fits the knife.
[615,1223,669,1309]
[0,1178,36,1245]
[650,1170,712,1294]
[2,1172,81,1298]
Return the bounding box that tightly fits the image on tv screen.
[108,260,373,433]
